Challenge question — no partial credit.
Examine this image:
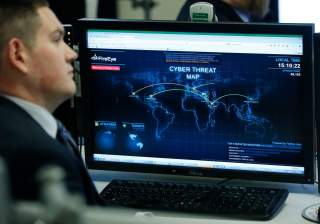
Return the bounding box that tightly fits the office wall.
[117,0,187,20]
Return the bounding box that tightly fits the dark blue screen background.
[88,49,303,167]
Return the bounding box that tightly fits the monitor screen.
[78,19,314,183]
[279,0,320,32]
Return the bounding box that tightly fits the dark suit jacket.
[177,0,272,22]
[0,96,104,205]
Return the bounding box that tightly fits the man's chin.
[65,88,77,100]
[57,87,76,105]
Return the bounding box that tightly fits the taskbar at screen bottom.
[93,154,304,175]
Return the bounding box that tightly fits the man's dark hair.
[0,0,49,53]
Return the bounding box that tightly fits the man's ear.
[7,38,31,74]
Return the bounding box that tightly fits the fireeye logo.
[91,54,117,63]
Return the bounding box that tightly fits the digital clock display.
[270,56,302,77]
[278,63,301,69]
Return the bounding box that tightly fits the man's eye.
[53,36,62,42]
[52,32,64,43]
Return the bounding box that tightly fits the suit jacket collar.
[0,95,57,138]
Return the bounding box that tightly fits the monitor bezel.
[314,33,320,191]
[77,19,315,184]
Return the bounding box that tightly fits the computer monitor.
[278,0,320,32]
[78,19,314,183]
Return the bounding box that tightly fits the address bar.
[87,33,302,55]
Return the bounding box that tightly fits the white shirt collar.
[1,94,58,138]
[234,8,251,22]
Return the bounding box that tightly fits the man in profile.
[0,0,104,205]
